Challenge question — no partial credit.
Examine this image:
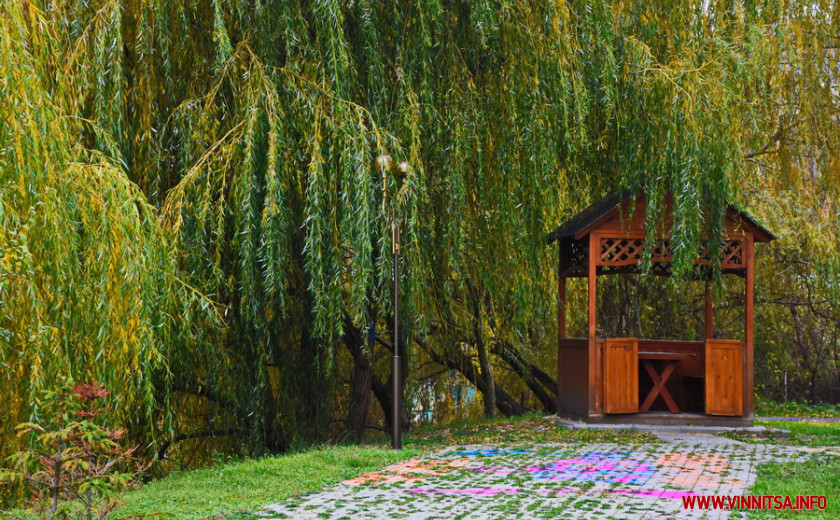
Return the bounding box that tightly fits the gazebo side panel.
[557,338,589,418]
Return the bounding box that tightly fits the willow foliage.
[0,0,218,484]
[157,0,750,340]
[2,0,838,474]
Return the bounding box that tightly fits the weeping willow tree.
[150,0,750,444]
[3,0,838,483]
[0,0,220,497]
[733,1,840,403]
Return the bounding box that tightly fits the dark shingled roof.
[547,191,776,244]
[731,206,778,242]
[546,191,631,243]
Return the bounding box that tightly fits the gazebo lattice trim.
[561,237,747,276]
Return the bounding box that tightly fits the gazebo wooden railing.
[548,192,775,425]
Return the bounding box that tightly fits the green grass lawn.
[740,418,840,519]
[114,446,417,520]
[746,457,839,519]
[755,420,840,447]
[755,397,840,418]
[721,418,840,447]
[0,446,417,520]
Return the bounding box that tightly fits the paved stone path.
[758,416,840,423]
[262,432,812,519]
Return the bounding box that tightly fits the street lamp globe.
[397,161,409,181]
[376,154,393,172]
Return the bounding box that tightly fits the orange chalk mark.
[342,458,471,486]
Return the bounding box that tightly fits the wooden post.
[588,233,599,415]
[745,236,755,417]
[704,282,714,340]
[557,245,566,412]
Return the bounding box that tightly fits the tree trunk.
[472,287,496,418]
[350,355,373,442]
[477,339,495,417]
[345,322,373,442]
[343,314,393,432]
[492,342,557,413]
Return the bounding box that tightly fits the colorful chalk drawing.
[473,450,656,485]
[348,449,737,503]
[342,458,470,486]
[657,452,746,489]
[263,435,807,519]
[411,487,697,500]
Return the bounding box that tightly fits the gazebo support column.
[557,246,566,411]
[745,236,755,417]
[588,233,599,415]
[705,282,714,340]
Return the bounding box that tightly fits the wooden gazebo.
[548,192,775,425]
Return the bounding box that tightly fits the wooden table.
[638,351,696,414]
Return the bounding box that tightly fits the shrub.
[0,381,147,520]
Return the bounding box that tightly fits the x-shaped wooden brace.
[639,360,681,414]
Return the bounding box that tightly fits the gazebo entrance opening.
[547,192,775,425]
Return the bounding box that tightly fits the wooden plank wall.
[558,338,589,416]
[705,340,744,416]
[603,338,639,413]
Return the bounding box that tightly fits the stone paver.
[262,432,812,519]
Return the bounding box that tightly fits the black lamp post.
[376,154,408,450]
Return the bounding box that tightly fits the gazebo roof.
[547,191,776,244]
